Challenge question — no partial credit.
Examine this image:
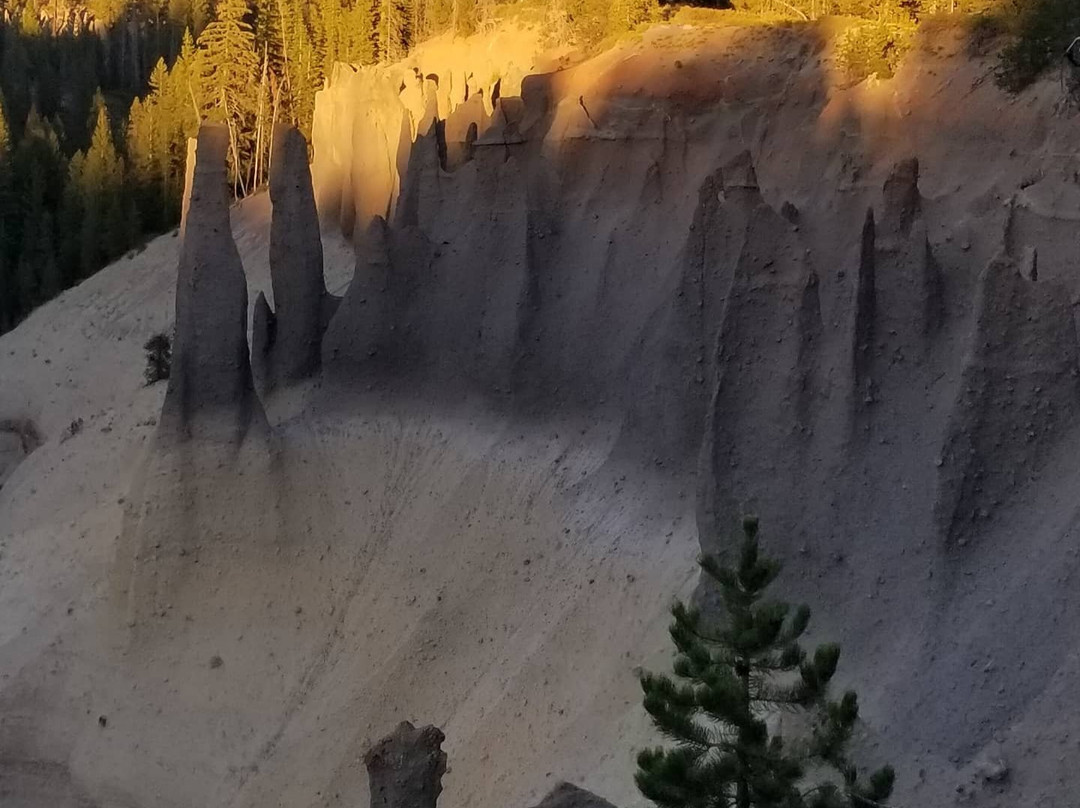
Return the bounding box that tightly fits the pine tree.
[255,0,287,80]
[58,151,85,285]
[16,168,53,311]
[198,0,260,117]
[73,102,128,277]
[636,517,895,808]
[376,0,412,60]
[171,29,204,135]
[1,25,33,134]
[451,0,475,36]
[197,0,260,189]
[11,107,65,314]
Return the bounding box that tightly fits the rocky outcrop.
[0,417,40,487]
[251,290,276,388]
[364,722,447,808]
[701,157,820,534]
[851,159,946,420]
[255,124,338,391]
[311,26,545,234]
[441,91,488,170]
[852,207,877,410]
[934,253,1080,546]
[527,783,620,808]
[882,157,921,237]
[159,125,264,445]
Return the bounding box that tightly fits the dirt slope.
[3,18,1080,808]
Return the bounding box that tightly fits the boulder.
[364,722,447,808]
[527,782,620,808]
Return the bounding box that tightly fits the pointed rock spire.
[262,124,335,389]
[160,124,264,445]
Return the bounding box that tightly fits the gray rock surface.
[159,125,264,444]
[262,124,335,389]
[527,783,619,808]
[251,290,276,391]
[364,722,447,808]
[0,418,40,487]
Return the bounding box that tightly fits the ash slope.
[3,18,1080,808]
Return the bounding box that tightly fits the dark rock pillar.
[160,124,263,445]
[364,722,447,808]
[264,124,333,389]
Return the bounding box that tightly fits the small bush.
[994,0,1080,92]
[835,17,915,81]
[143,332,172,386]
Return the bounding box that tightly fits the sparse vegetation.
[636,516,895,808]
[143,332,172,385]
[991,0,1080,92]
[834,17,915,80]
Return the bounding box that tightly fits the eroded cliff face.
[300,21,1080,806]
[4,19,1080,808]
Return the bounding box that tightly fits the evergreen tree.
[451,0,475,37]
[636,517,895,808]
[70,102,129,278]
[375,0,412,61]
[255,0,287,80]
[58,151,86,285]
[198,0,260,117]
[172,29,204,134]
[16,169,55,311]
[256,0,319,133]
[197,0,259,188]
[12,107,65,311]
[1,25,33,133]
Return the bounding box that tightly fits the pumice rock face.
[260,124,335,391]
[160,124,264,445]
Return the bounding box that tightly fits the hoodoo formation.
[161,125,265,446]
[5,17,1080,808]
[253,124,340,392]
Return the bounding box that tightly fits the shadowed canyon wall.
[7,19,1080,808]
[298,22,1080,806]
